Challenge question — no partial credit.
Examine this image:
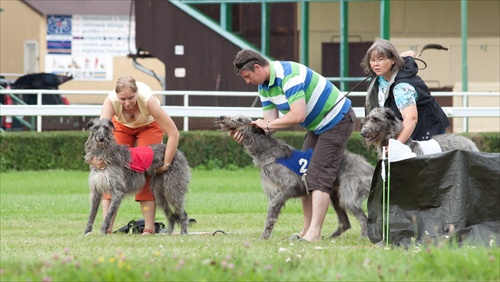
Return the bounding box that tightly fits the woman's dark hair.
[360,40,404,75]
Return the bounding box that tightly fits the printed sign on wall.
[46,54,113,81]
[46,15,73,55]
[45,14,136,81]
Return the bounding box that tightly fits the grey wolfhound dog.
[214,115,374,239]
[84,118,193,235]
[360,107,479,158]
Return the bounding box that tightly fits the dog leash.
[302,173,310,195]
[415,43,448,70]
[323,75,372,117]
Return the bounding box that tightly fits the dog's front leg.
[261,192,290,239]
[84,191,102,235]
[100,196,123,235]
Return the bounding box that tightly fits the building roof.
[23,0,133,16]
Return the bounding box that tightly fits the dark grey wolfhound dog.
[360,107,479,158]
[84,118,193,235]
[214,115,374,239]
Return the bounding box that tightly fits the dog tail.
[171,214,196,226]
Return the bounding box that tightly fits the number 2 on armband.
[299,158,308,174]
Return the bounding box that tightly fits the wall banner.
[45,14,136,81]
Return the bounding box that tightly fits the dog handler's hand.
[252,119,274,136]
[251,119,267,130]
[229,130,244,144]
[156,163,171,174]
[400,50,416,58]
[89,157,106,170]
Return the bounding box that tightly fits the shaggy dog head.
[85,118,116,148]
[360,108,402,149]
[213,115,266,136]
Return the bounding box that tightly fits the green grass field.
[0,169,498,281]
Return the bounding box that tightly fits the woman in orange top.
[90,75,179,235]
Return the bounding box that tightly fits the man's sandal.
[142,228,154,235]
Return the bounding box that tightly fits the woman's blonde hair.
[115,76,138,94]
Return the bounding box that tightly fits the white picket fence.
[0,89,499,132]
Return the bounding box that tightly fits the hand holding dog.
[155,163,171,174]
[251,119,267,130]
[229,130,244,144]
[89,157,106,170]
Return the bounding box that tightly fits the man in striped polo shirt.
[232,49,356,242]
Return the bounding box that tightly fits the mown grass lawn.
[0,169,498,281]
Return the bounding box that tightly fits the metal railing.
[0,89,499,132]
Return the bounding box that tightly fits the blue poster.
[47,15,72,54]
[47,15,72,35]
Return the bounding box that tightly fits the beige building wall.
[389,37,499,87]
[301,0,499,133]
[0,0,44,75]
[305,1,381,71]
[303,0,500,85]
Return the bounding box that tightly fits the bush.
[466,132,500,152]
[0,130,497,172]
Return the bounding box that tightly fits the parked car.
[10,73,72,105]
[0,76,22,131]
[1,73,88,131]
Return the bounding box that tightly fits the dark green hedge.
[0,130,497,172]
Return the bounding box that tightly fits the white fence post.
[183,93,189,132]
[37,91,42,132]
